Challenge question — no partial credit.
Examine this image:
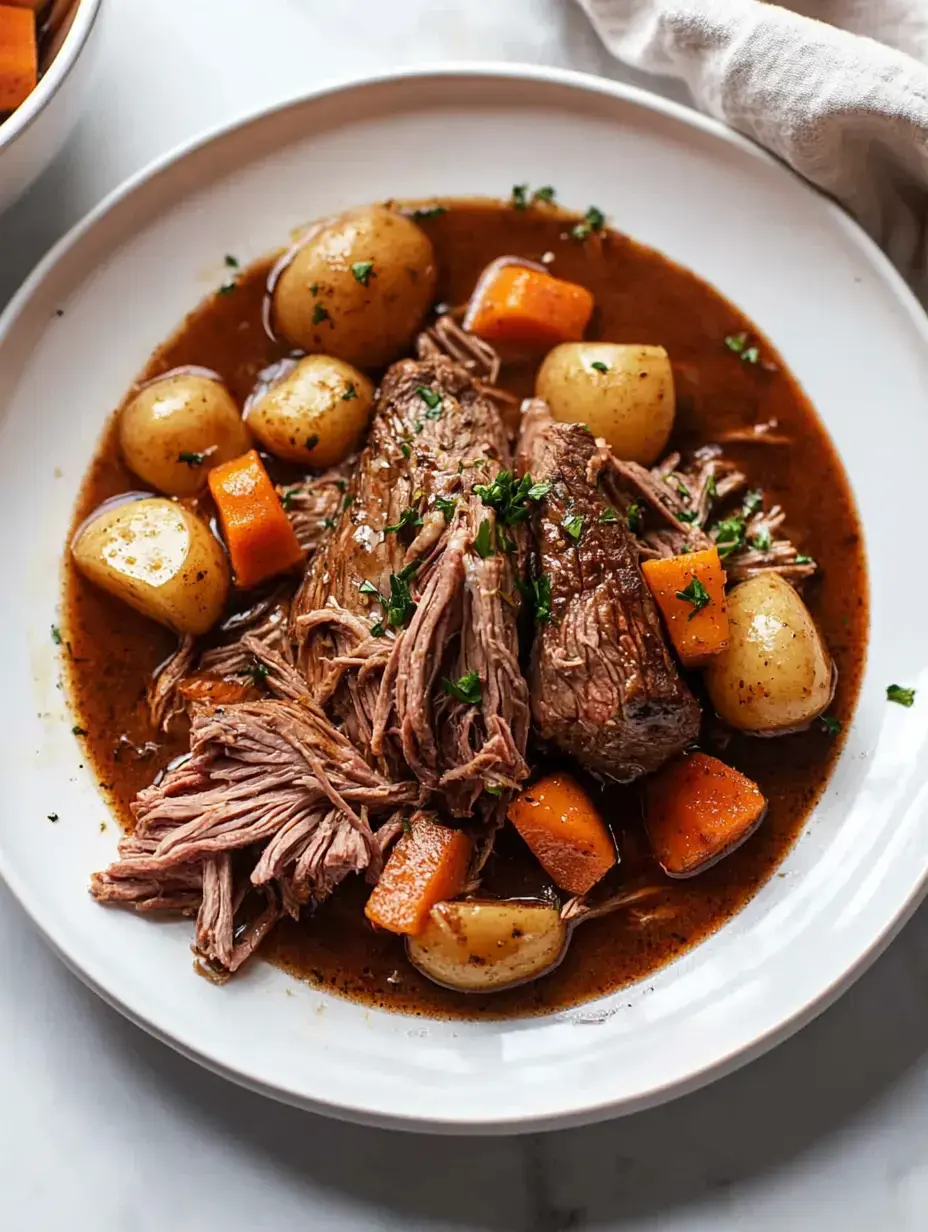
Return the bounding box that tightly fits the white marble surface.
[0,1,926,1228]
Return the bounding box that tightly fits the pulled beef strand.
[517,401,700,782]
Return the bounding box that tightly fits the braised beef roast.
[517,400,700,781]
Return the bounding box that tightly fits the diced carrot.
[508,772,616,895]
[364,815,473,935]
[641,547,729,668]
[467,264,594,349]
[178,675,254,706]
[208,449,304,589]
[0,5,37,112]
[644,752,767,878]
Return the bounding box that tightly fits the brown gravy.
[63,201,868,1018]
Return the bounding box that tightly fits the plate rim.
[1,61,926,1134]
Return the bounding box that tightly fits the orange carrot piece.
[0,5,37,111]
[641,547,729,668]
[364,815,473,936]
[208,449,304,589]
[508,772,616,895]
[467,264,594,349]
[178,676,254,706]
[644,752,766,878]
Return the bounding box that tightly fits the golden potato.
[119,371,251,497]
[407,899,567,992]
[72,497,229,635]
[245,355,373,467]
[272,205,437,368]
[704,573,834,735]
[536,342,675,464]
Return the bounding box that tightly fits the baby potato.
[272,205,437,368]
[72,497,229,636]
[246,355,373,467]
[536,342,675,464]
[119,371,251,497]
[704,573,834,735]
[407,899,567,993]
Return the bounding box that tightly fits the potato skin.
[406,899,567,992]
[704,573,834,734]
[272,206,437,368]
[71,497,229,635]
[119,371,251,497]
[536,342,675,465]
[245,355,373,467]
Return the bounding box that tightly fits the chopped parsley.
[887,684,916,708]
[711,515,746,558]
[562,513,584,542]
[442,670,482,706]
[322,516,337,530]
[343,493,355,511]
[526,480,553,502]
[511,183,529,210]
[725,332,748,354]
[675,577,711,620]
[359,579,381,599]
[309,282,320,296]
[484,784,505,797]
[224,254,239,269]
[534,185,556,203]
[742,489,763,517]
[725,331,762,360]
[72,725,88,737]
[311,302,331,326]
[670,476,690,502]
[342,383,358,401]
[520,574,553,624]
[591,360,609,374]
[742,346,760,364]
[177,451,206,467]
[434,495,457,518]
[676,510,700,524]
[370,621,385,638]
[473,518,495,559]
[280,485,300,511]
[794,553,814,565]
[304,434,319,452]
[400,443,411,459]
[626,502,643,533]
[409,205,447,220]
[386,562,419,628]
[247,661,270,685]
[598,507,619,524]
[47,813,59,823]
[571,206,606,241]
[706,473,718,500]
[474,470,547,526]
[750,527,772,552]
[50,625,62,645]
[217,280,237,295]
[384,507,423,535]
[820,714,842,736]
[415,385,442,412]
[351,260,374,285]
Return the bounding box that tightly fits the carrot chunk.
[0,5,37,111]
[364,815,473,936]
[644,752,767,878]
[467,264,594,349]
[208,449,304,589]
[641,547,729,667]
[508,772,616,895]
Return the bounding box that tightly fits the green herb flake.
[384,507,424,535]
[386,564,419,629]
[178,451,206,467]
[627,502,643,534]
[742,489,763,517]
[677,510,700,524]
[591,360,609,374]
[280,485,300,511]
[351,260,374,286]
[415,385,442,412]
[309,282,320,296]
[598,507,619,524]
[742,346,760,365]
[343,493,355,511]
[400,443,411,459]
[410,205,447,220]
[304,434,319,452]
[706,473,718,500]
[571,205,606,242]
[562,514,584,542]
[533,185,556,203]
[322,516,337,530]
[312,302,331,326]
[511,184,529,210]
[484,784,505,797]
[750,527,773,552]
[711,515,747,557]
[794,553,814,565]
[434,495,457,518]
[370,621,385,639]
[72,725,88,737]
[217,280,237,295]
[474,470,547,526]
[530,574,553,624]
[675,577,711,620]
[358,579,381,599]
[473,518,495,559]
[247,660,270,685]
[887,684,916,708]
[224,254,239,269]
[51,625,62,645]
[820,714,842,736]
[47,813,59,823]
[442,670,482,706]
[342,383,358,401]
[526,480,553,502]
[725,332,747,354]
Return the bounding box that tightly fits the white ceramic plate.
[1,66,926,1134]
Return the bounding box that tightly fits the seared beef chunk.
[517,401,700,781]
[292,354,530,816]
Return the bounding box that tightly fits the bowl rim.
[1,62,926,1133]
[0,0,104,156]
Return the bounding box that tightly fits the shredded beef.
[517,401,700,781]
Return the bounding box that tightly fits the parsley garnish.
[442,670,482,706]
[725,332,748,355]
[370,621,385,638]
[224,254,239,268]
[434,495,457,518]
[725,332,761,362]
[312,303,331,326]
[322,516,336,530]
[247,661,270,685]
[386,562,419,628]
[599,507,618,524]
[72,725,87,737]
[571,205,605,241]
[359,579,381,599]
[178,451,205,467]
[675,577,711,619]
[677,510,700,524]
[706,473,718,500]
[526,480,553,502]
[473,518,495,558]
[484,784,505,797]
[742,346,760,364]
[750,527,772,551]
[400,444,411,459]
[415,385,442,412]
[670,476,690,502]
[343,493,355,511]
[47,813,59,823]
[562,514,584,541]
[474,470,547,526]
[511,184,529,210]
[351,260,374,285]
[887,684,916,708]
[521,574,553,624]
[51,625,62,645]
[304,434,319,451]
[711,515,746,557]
[742,489,763,516]
[309,282,320,295]
[410,205,447,220]
[591,360,609,374]
[217,280,237,295]
[384,507,423,535]
[626,502,643,533]
[533,185,556,203]
[280,485,300,511]
[794,553,814,565]
[820,714,842,735]
[342,383,358,401]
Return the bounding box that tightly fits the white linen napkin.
[579,0,928,298]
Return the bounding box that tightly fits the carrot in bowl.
[208,449,304,589]
[508,771,616,895]
[466,263,594,350]
[365,814,473,936]
[0,4,37,112]
[644,752,767,878]
[641,546,729,668]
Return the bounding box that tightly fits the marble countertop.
[1,1,926,1227]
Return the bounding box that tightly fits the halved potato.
[72,497,229,635]
[406,899,567,992]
